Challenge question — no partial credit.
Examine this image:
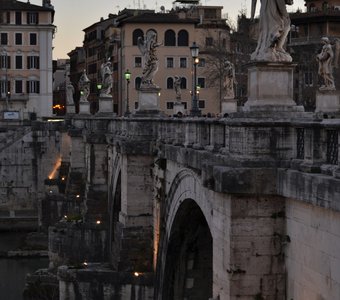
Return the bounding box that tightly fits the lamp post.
[124,69,131,116]
[1,48,9,110]
[190,42,201,116]
[96,83,102,96]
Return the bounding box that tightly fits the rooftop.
[0,0,54,11]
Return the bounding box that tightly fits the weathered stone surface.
[213,167,277,194]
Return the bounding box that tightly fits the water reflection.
[0,233,48,300]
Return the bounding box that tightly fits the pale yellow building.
[118,5,230,116]
[0,0,55,119]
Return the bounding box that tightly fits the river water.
[0,232,49,300]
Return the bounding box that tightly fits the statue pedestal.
[173,102,185,115]
[79,101,91,115]
[315,90,340,112]
[135,86,162,116]
[221,97,237,115]
[66,104,75,114]
[98,95,113,114]
[244,62,303,112]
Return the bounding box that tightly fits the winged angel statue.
[251,0,293,62]
[100,58,113,96]
[137,30,162,88]
[316,37,340,91]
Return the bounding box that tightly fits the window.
[0,55,10,69]
[15,56,23,69]
[180,77,187,89]
[88,47,96,57]
[30,33,37,45]
[135,56,142,68]
[205,8,217,19]
[198,100,205,109]
[181,102,187,109]
[27,12,38,24]
[166,57,174,68]
[0,12,10,24]
[180,57,187,68]
[167,77,174,89]
[15,12,22,25]
[135,102,139,109]
[27,56,40,69]
[0,80,10,98]
[15,33,22,45]
[27,80,40,93]
[304,72,313,86]
[15,80,23,93]
[197,77,205,88]
[205,37,213,47]
[0,33,8,45]
[166,102,174,109]
[164,30,176,46]
[132,29,143,46]
[135,77,142,89]
[198,58,205,67]
[178,30,188,46]
[88,63,97,74]
[236,42,242,53]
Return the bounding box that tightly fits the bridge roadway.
[48,111,340,300]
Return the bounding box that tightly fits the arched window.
[167,77,174,89]
[164,30,176,46]
[135,77,142,89]
[132,29,143,46]
[180,77,187,89]
[178,30,189,46]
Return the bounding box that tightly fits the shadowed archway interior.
[162,199,213,300]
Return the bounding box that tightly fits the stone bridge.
[44,108,340,300]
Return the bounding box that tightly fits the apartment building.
[118,5,231,115]
[0,0,55,119]
[67,4,231,116]
[289,0,340,110]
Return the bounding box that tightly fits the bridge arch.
[108,149,122,267]
[157,168,213,299]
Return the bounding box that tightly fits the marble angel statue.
[316,37,336,91]
[100,58,113,96]
[137,30,162,87]
[174,75,182,101]
[78,70,91,102]
[223,59,237,99]
[251,0,293,62]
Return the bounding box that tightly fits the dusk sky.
[29,0,306,59]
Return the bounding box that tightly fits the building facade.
[0,0,55,119]
[289,0,340,110]
[118,5,231,116]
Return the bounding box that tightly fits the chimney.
[42,0,53,8]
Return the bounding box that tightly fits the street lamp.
[124,69,131,116]
[190,42,201,116]
[1,48,9,110]
[96,82,102,96]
